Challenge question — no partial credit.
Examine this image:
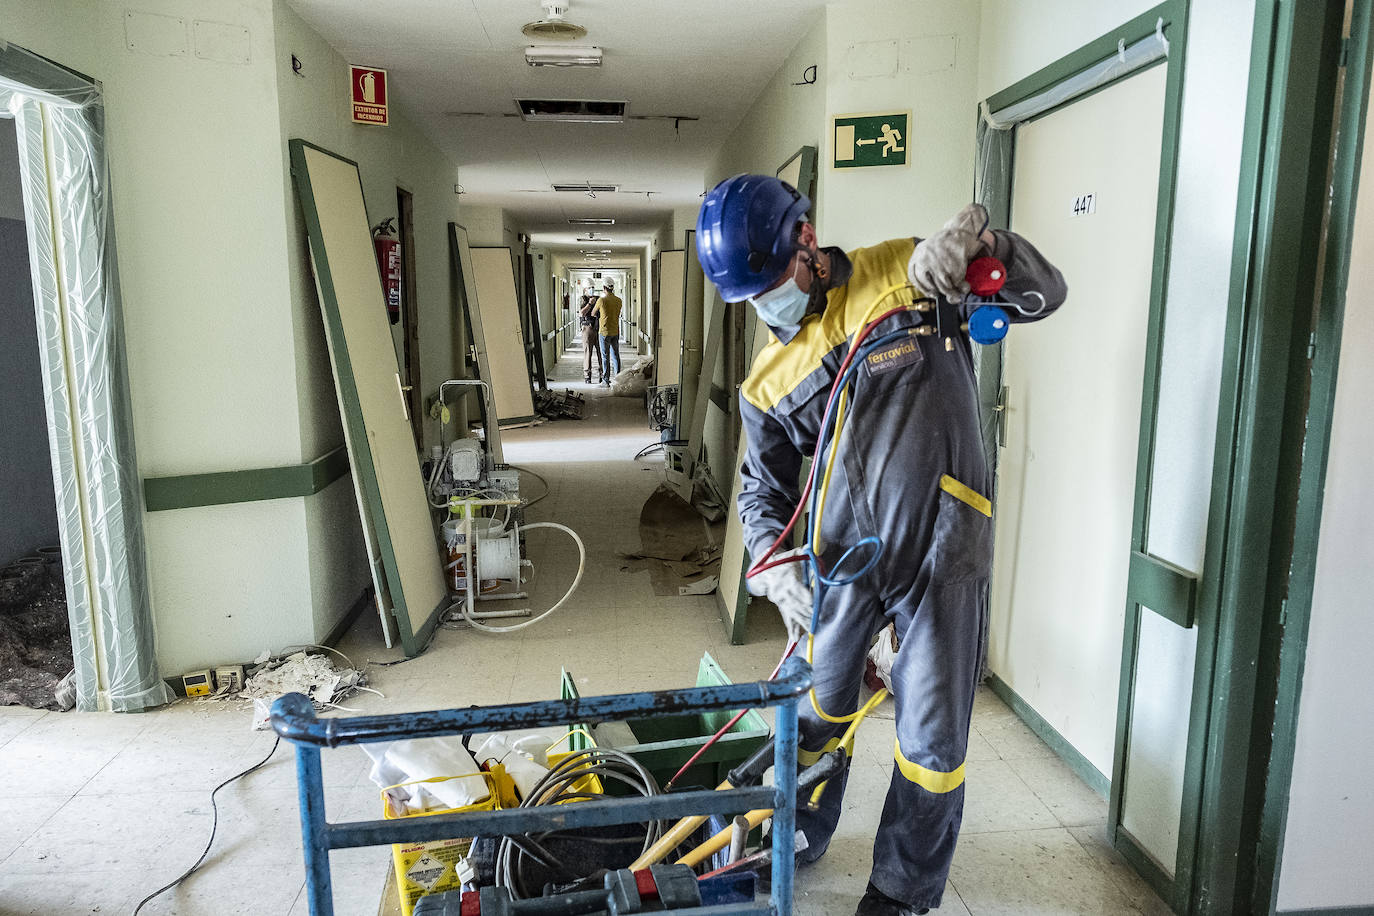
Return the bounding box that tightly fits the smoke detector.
[522,1,588,41]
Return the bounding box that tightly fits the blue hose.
[800,328,915,630]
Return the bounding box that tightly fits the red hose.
[663,640,799,791]
[745,306,911,579]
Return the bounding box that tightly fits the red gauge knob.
[966,256,1006,297]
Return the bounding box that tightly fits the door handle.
[395,373,410,422]
[995,385,1009,448]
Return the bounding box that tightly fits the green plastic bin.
[560,652,770,791]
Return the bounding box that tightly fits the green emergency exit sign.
[832,111,910,169]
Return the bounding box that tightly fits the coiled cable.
[494,746,665,899]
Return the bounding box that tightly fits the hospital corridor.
[0,2,1371,916]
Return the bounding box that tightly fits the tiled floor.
[0,342,1170,915]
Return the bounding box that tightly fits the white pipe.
[458,522,585,634]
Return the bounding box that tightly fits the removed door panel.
[290,140,447,655]
[470,247,537,424]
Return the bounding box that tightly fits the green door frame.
[1177,2,1347,912]
[1251,0,1374,912]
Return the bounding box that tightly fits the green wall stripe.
[1127,551,1198,628]
[142,446,349,511]
[1276,908,1374,916]
[983,673,1111,798]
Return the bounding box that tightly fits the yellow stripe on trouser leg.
[938,474,991,517]
[894,738,965,794]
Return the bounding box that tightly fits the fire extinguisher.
[372,216,401,325]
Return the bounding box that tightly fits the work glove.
[908,202,991,303]
[747,548,814,643]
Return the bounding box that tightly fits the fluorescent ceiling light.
[568,217,615,225]
[526,45,602,67]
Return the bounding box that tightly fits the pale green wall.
[822,0,980,248]
[460,205,505,246]
[0,0,316,675]
[0,0,467,673]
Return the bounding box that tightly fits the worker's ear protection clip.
[807,248,829,283]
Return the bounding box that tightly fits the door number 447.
[1071,193,1097,217]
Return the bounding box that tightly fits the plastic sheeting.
[1,43,170,712]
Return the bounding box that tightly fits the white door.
[656,250,686,388]
[470,247,536,423]
[991,64,1184,863]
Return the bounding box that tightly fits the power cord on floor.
[634,442,664,460]
[510,465,550,507]
[132,736,281,914]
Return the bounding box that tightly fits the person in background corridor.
[593,279,624,386]
[580,290,601,384]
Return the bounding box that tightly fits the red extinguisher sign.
[372,218,401,324]
[350,66,388,125]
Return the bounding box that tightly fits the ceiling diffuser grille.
[518,98,625,123]
[553,182,618,193]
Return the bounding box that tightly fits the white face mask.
[750,258,810,327]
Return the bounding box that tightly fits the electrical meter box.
[182,669,213,697]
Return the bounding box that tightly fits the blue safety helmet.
[696,174,812,302]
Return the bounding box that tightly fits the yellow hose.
[628,779,731,870]
[676,808,771,869]
[673,688,890,869]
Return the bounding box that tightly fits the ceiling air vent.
[569,217,615,225]
[553,182,618,193]
[518,98,625,123]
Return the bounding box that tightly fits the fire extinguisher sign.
[350,65,388,126]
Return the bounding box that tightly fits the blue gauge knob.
[967,305,1010,345]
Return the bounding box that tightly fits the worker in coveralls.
[696,175,1066,915]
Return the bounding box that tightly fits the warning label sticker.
[405,852,449,891]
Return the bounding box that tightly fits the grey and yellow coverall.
[737,234,1066,909]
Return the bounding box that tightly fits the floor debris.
[619,485,724,597]
[237,649,372,728]
[534,387,586,420]
[0,561,74,710]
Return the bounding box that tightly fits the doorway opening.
[0,42,169,712]
[0,113,71,711]
[397,187,422,446]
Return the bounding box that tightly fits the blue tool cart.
[270,657,812,915]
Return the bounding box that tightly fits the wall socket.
[213,665,245,693]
